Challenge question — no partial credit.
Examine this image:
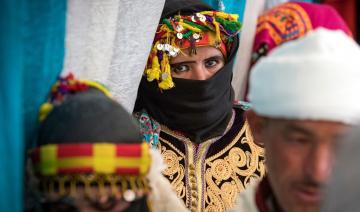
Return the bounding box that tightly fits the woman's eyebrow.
[205,55,224,61]
[170,60,196,66]
[171,55,224,65]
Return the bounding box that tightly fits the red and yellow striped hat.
[30,74,153,201]
[30,142,151,176]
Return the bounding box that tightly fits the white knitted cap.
[248,28,360,124]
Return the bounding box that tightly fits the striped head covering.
[251,2,352,64]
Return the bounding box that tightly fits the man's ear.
[245,110,266,146]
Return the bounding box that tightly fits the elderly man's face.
[253,116,350,212]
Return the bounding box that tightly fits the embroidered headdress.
[252,2,352,64]
[145,11,242,90]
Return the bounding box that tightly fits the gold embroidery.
[204,122,265,211]
[193,140,213,212]
[158,138,186,199]
[158,138,186,198]
[160,110,236,211]
[211,159,232,183]
[158,118,265,212]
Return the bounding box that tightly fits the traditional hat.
[144,4,241,90]
[248,28,360,124]
[242,2,352,100]
[28,74,155,211]
[251,2,352,64]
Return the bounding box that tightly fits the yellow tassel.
[81,175,91,198]
[39,102,54,122]
[158,78,174,90]
[179,21,202,33]
[98,178,106,197]
[203,21,215,31]
[70,179,77,197]
[200,11,239,21]
[229,14,239,20]
[160,54,168,73]
[212,20,222,45]
[164,59,171,74]
[199,11,213,17]
[59,177,66,196]
[171,37,178,49]
[160,25,171,34]
[129,176,137,192]
[106,175,119,197]
[158,60,174,90]
[145,56,161,81]
[121,176,128,192]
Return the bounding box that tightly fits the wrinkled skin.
[247,110,351,212]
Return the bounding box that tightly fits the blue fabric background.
[0,1,25,211]
[0,0,66,210]
[23,1,67,148]
[202,0,246,22]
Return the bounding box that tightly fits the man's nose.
[305,144,333,184]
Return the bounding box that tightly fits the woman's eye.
[205,59,218,68]
[171,64,189,73]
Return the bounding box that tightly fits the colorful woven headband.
[39,73,111,122]
[252,3,313,64]
[251,2,352,65]
[29,142,152,199]
[145,11,242,90]
[30,142,151,176]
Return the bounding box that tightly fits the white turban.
[248,28,360,124]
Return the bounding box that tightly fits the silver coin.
[161,72,169,79]
[169,50,179,57]
[164,44,171,51]
[176,25,183,32]
[123,190,136,202]
[193,33,200,39]
[177,32,183,39]
[156,44,164,51]
[191,16,196,22]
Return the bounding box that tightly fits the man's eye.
[205,59,218,68]
[286,136,309,145]
[171,64,189,73]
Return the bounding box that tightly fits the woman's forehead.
[170,46,224,63]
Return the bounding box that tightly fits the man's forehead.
[266,118,351,137]
[268,118,351,139]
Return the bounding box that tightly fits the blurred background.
[0,0,358,211]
